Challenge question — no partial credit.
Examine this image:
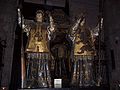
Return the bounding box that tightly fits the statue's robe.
[25,22,51,88]
[71,26,96,86]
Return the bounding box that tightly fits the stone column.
[0,0,18,89]
[104,0,120,90]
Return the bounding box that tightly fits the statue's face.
[36,13,43,22]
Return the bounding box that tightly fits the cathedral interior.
[0,0,120,90]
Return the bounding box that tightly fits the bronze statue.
[69,14,96,87]
[24,10,52,88]
[47,10,72,87]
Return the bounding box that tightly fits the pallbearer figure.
[25,10,52,88]
[69,14,96,87]
[47,11,72,87]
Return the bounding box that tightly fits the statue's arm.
[17,8,32,36]
[47,13,55,40]
[69,15,84,41]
